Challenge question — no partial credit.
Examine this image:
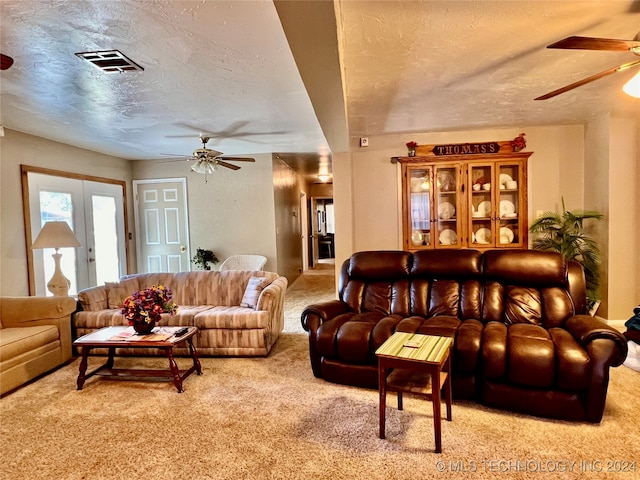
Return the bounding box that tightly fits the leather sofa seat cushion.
[0,326,59,362]
[316,311,388,363]
[481,322,554,387]
[507,324,555,388]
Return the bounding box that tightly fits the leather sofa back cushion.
[348,251,411,280]
[483,250,567,288]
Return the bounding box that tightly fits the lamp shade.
[32,221,82,249]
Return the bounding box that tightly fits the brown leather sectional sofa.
[301,249,628,422]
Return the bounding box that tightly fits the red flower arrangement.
[121,285,178,330]
[511,133,526,152]
[406,141,418,149]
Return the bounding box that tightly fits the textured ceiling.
[1,1,639,179]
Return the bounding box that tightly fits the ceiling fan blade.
[535,60,640,100]
[547,36,640,52]
[217,156,256,162]
[154,158,191,165]
[216,160,241,171]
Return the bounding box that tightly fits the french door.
[26,170,127,296]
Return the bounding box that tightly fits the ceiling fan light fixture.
[623,71,640,98]
[191,159,217,174]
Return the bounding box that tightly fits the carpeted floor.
[1,265,639,480]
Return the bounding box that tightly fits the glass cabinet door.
[434,165,461,248]
[496,162,523,247]
[408,166,433,248]
[469,163,495,247]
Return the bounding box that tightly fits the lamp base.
[47,252,71,296]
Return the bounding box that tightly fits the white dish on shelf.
[411,229,424,246]
[439,228,457,245]
[499,173,513,186]
[438,201,456,220]
[477,201,491,217]
[503,212,517,218]
[500,226,515,244]
[500,200,516,217]
[474,228,491,244]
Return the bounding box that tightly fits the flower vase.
[408,149,416,157]
[132,320,156,335]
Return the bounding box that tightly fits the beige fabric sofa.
[0,296,76,395]
[74,270,288,356]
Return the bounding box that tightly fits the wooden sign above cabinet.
[392,134,527,162]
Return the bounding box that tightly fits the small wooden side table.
[376,332,453,453]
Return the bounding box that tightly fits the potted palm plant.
[529,198,604,314]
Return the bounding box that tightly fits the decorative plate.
[438,201,456,220]
[499,173,513,186]
[499,227,515,244]
[439,228,457,245]
[477,201,491,217]
[500,200,516,217]
[411,229,424,246]
[474,228,491,244]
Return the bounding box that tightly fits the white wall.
[131,153,278,273]
[0,129,132,296]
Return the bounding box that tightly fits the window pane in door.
[92,195,120,285]
[39,191,78,296]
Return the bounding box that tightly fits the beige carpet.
[1,267,639,480]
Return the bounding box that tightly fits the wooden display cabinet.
[397,142,531,251]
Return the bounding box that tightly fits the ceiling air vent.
[75,50,144,73]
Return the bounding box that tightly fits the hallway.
[283,260,336,334]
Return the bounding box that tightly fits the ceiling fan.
[159,136,255,183]
[535,32,640,100]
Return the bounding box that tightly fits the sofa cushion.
[194,306,269,330]
[507,324,554,388]
[240,276,267,309]
[105,278,140,309]
[0,326,60,362]
[77,285,108,311]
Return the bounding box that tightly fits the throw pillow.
[240,276,267,309]
[106,277,139,309]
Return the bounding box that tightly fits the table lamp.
[32,221,82,296]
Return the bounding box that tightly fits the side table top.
[376,332,452,364]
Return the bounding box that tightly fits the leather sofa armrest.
[301,300,350,332]
[565,314,628,367]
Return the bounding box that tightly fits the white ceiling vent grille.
[75,50,144,73]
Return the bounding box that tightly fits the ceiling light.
[317,174,332,183]
[622,71,640,98]
[75,50,144,73]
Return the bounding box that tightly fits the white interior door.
[134,179,190,273]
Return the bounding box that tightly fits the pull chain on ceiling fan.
[535,32,640,100]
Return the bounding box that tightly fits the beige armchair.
[0,296,76,395]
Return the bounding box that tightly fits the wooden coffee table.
[376,332,453,453]
[73,326,202,393]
